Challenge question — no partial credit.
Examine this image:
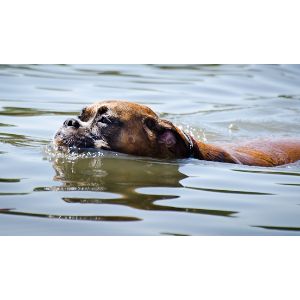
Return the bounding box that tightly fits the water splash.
[43,143,117,161]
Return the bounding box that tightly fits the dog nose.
[64,118,80,128]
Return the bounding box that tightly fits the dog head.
[54,100,193,159]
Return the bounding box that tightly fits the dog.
[54,100,300,167]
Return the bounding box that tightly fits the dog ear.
[158,130,177,147]
[143,117,178,148]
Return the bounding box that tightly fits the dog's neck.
[185,132,237,163]
[186,134,204,160]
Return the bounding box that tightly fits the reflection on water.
[0,210,141,222]
[49,154,236,218]
[0,64,300,235]
[0,106,77,117]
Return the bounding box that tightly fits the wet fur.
[54,100,300,167]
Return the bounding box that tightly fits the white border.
[1,237,299,300]
[0,0,299,63]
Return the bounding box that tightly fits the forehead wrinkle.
[93,101,158,117]
[83,106,97,119]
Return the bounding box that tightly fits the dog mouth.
[53,127,108,151]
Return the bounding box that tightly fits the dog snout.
[63,118,80,129]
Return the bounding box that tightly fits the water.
[0,64,300,235]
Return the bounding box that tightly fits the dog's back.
[223,139,300,166]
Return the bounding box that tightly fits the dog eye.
[98,116,111,124]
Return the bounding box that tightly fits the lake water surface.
[1,64,300,235]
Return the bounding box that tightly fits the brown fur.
[54,100,300,167]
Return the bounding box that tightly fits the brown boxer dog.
[54,100,300,167]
